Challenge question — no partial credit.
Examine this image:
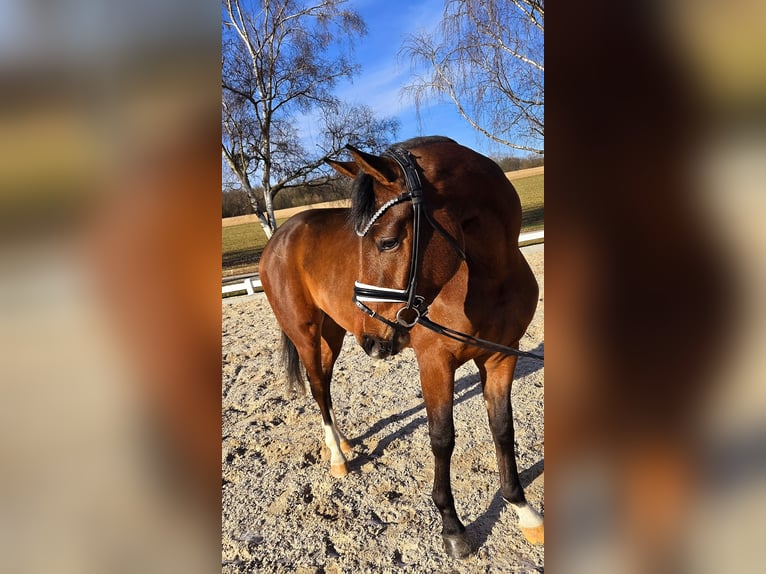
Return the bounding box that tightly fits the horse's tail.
[281,331,306,396]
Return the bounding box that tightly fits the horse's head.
[327,138,465,359]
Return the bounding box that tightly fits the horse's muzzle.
[361,330,409,359]
[361,334,392,359]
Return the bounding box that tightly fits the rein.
[352,146,544,362]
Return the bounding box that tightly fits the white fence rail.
[222,229,543,297]
[519,229,544,243]
[222,275,262,296]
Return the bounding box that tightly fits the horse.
[258,136,543,558]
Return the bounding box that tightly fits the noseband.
[352,146,544,361]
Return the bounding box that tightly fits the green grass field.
[222,216,288,274]
[513,173,544,232]
[222,173,543,275]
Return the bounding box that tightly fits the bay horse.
[259,136,543,558]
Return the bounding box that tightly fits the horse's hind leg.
[476,355,544,544]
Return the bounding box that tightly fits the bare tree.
[402,0,544,154]
[222,0,398,237]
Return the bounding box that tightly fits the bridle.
[352,146,429,330]
[352,146,544,362]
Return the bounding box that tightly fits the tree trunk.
[221,148,273,238]
[263,194,276,238]
[261,128,277,237]
[246,190,272,239]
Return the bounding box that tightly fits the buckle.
[395,306,420,328]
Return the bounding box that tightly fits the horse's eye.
[377,237,399,252]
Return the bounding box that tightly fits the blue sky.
[309,0,515,158]
[223,0,534,187]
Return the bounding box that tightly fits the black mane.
[349,172,376,235]
[348,136,456,234]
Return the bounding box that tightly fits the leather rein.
[352,146,544,362]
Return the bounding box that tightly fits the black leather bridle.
[352,146,428,330]
[352,146,544,361]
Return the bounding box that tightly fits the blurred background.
[548,1,766,572]
[0,1,764,572]
[0,1,220,572]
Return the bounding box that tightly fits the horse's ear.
[325,159,359,179]
[344,145,398,185]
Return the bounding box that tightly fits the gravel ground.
[222,245,544,573]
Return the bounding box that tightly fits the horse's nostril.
[375,340,392,359]
[361,335,392,359]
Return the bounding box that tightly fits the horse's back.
[261,206,347,268]
[259,208,357,332]
[409,139,538,345]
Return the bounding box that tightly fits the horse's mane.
[349,136,456,234]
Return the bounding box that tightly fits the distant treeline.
[492,155,544,172]
[222,177,352,219]
[222,155,543,218]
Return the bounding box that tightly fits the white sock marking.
[322,412,346,468]
[511,502,544,528]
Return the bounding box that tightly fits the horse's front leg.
[418,355,471,559]
[305,371,351,477]
[299,316,352,478]
[476,354,544,544]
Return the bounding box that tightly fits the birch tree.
[222,0,398,237]
[402,0,544,154]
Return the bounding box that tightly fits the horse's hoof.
[520,524,545,545]
[329,462,348,478]
[442,534,472,559]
